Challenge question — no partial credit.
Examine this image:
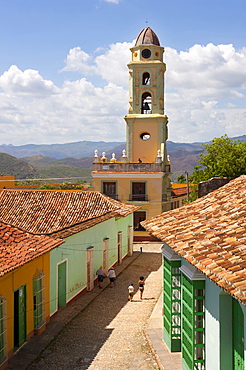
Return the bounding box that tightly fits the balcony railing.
[93,162,170,173]
[129,194,149,202]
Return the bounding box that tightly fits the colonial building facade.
[0,189,137,368]
[91,27,172,240]
[143,176,246,370]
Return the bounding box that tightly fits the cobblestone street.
[28,244,163,370]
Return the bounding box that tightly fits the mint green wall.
[116,215,132,260]
[242,304,246,370]
[205,277,221,370]
[50,214,133,315]
[220,292,233,370]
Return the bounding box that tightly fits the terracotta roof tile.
[0,190,139,235]
[142,175,246,306]
[172,187,193,197]
[0,221,63,276]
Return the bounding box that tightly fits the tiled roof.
[172,187,189,197]
[0,221,63,276]
[50,212,118,239]
[0,190,138,235]
[142,175,246,305]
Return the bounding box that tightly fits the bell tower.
[92,27,171,241]
[125,27,168,163]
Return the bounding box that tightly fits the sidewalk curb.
[144,291,165,370]
[144,330,164,370]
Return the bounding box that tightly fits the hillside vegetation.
[1,135,245,182]
[0,153,36,179]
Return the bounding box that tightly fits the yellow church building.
[91,27,172,240]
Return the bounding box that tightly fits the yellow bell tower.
[125,27,168,163]
[92,27,172,241]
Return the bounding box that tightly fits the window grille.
[163,258,181,351]
[182,273,205,369]
[33,273,46,329]
[0,296,7,364]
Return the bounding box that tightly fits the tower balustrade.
[92,162,170,173]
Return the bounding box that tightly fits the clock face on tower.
[142,49,151,59]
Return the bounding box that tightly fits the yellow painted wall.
[132,120,159,162]
[92,173,165,237]
[0,176,15,190]
[0,253,50,359]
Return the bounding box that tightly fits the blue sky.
[0,0,246,146]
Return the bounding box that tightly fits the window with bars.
[0,296,7,364]
[102,181,117,199]
[163,258,181,352]
[33,273,45,329]
[182,273,205,370]
[133,211,146,231]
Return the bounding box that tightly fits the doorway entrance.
[118,232,122,265]
[14,285,26,348]
[233,299,244,369]
[58,261,67,308]
[86,247,94,291]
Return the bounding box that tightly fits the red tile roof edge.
[0,220,64,276]
[0,189,139,235]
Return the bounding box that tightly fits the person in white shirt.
[108,267,116,288]
[128,283,134,301]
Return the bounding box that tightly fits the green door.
[14,285,26,348]
[232,299,244,369]
[33,275,43,328]
[58,262,67,308]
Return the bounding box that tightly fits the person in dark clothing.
[138,276,145,299]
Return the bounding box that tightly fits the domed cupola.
[135,27,160,46]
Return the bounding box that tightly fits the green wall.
[205,277,221,370]
[50,214,133,315]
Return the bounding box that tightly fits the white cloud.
[165,44,246,97]
[0,41,246,146]
[61,43,131,86]
[61,47,97,75]
[0,65,57,96]
[103,0,120,3]
[164,43,246,141]
[95,42,131,86]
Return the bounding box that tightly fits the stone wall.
[198,177,229,198]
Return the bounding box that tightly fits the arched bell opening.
[141,92,152,114]
[142,72,150,85]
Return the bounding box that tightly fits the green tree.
[191,135,246,183]
[177,174,186,184]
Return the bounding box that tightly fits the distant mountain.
[24,155,93,169]
[168,150,203,179]
[0,141,125,159]
[1,135,245,181]
[1,135,245,160]
[166,141,203,152]
[20,155,92,181]
[0,153,36,178]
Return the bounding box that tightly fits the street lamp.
[185,171,189,203]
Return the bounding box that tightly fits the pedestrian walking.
[96,266,106,288]
[108,267,116,288]
[138,276,145,299]
[128,283,134,301]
